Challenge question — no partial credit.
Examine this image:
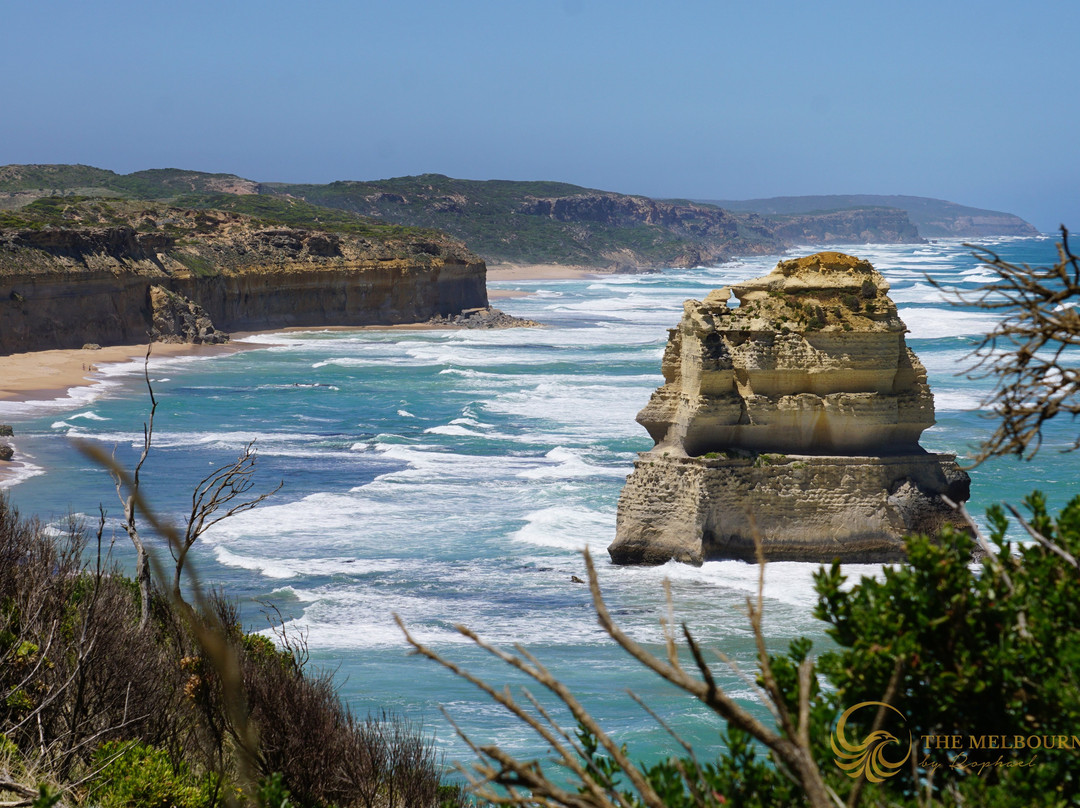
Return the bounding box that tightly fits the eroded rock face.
[0,221,488,354]
[611,252,971,565]
[149,286,229,345]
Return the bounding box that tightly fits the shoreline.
[486,262,610,282]
[0,341,255,405]
[0,262,605,486]
[0,262,598,407]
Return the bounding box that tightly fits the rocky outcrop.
[0,427,13,462]
[0,210,488,354]
[427,306,542,329]
[149,286,228,344]
[610,252,971,565]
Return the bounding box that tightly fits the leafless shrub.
[173,445,281,603]
[242,619,444,808]
[0,497,183,785]
[110,346,280,628]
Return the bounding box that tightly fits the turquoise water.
[1,236,1074,765]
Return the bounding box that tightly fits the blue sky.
[4,0,1077,231]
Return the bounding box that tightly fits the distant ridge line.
[0,164,1039,263]
[699,194,1039,239]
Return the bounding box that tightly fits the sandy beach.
[486,262,607,282]
[0,342,251,404]
[485,262,612,300]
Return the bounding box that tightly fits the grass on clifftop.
[0,194,441,244]
[171,193,440,240]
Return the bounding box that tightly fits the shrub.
[0,498,184,781]
[0,493,459,807]
[88,741,212,808]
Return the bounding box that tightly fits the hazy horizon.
[4,0,1077,232]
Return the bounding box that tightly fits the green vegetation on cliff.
[0,164,1041,267]
[0,164,260,199]
[0,194,435,242]
[260,173,781,267]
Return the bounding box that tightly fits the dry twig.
[932,227,1080,462]
[397,548,844,808]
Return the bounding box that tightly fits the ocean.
[1,236,1073,767]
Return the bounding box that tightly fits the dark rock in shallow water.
[0,444,13,462]
[0,425,12,437]
[610,252,971,565]
[427,306,541,329]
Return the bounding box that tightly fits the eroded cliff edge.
[0,202,487,354]
[610,252,971,565]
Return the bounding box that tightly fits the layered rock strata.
[610,252,971,565]
[0,218,487,354]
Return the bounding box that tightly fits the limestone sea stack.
[610,252,971,565]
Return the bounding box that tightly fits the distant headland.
[0,164,1039,273]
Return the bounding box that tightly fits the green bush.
[812,493,1080,804]
[580,495,1080,806]
[89,741,214,808]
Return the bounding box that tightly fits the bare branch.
[395,548,840,808]
[175,440,282,600]
[1005,503,1080,570]
[933,228,1080,462]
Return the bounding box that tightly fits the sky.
[3,0,1078,231]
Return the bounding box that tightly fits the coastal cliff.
[0,201,487,354]
[709,194,1040,239]
[766,207,923,245]
[610,252,971,565]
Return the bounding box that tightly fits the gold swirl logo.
[831,701,912,782]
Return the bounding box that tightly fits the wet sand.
[0,342,250,404]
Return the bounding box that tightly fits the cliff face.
[0,208,487,354]
[707,194,1040,239]
[611,252,971,565]
[768,207,924,245]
